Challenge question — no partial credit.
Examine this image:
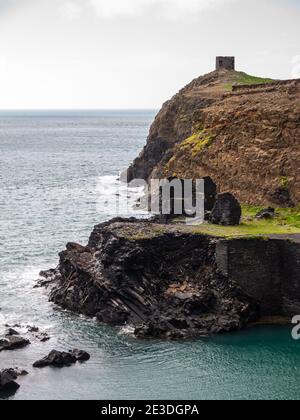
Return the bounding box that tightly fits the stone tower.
[216,56,235,71]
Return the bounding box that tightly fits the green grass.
[180,130,214,157]
[233,72,274,86]
[224,72,274,91]
[118,207,300,241]
[189,206,300,238]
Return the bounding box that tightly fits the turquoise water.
[0,111,299,400]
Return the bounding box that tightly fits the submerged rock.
[210,193,242,226]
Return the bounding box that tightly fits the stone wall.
[216,238,300,317]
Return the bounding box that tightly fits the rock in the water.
[26,326,50,342]
[0,370,20,393]
[210,193,241,226]
[5,328,20,337]
[0,336,30,352]
[255,207,275,220]
[34,268,60,288]
[4,368,28,379]
[33,350,77,368]
[69,349,90,362]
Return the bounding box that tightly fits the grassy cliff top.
[189,207,300,237]
[189,206,300,238]
[224,71,275,91]
[114,207,300,242]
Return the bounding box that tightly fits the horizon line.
[0,108,158,112]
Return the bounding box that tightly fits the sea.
[0,110,300,400]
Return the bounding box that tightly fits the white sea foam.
[119,324,136,337]
[96,175,149,218]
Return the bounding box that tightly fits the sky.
[0,0,299,109]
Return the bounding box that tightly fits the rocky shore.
[40,218,300,339]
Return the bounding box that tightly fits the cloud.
[60,1,82,20]
[291,55,300,78]
[0,0,235,21]
[88,0,235,19]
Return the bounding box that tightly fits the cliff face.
[42,219,300,339]
[128,69,300,206]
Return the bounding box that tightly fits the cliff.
[42,219,300,339]
[127,69,300,207]
[40,65,300,340]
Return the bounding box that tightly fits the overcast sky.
[0,0,299,109]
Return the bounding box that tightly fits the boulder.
[0,368,28,394]
[255,207,275,220]
[210,193,241,226]
[0,370,20,393]
[0,336,30,352]
[33,350,77,368]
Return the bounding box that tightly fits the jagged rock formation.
[42,219,300,339]
[127,69,300,207]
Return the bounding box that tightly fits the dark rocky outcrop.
[0,336,30,352]
[0,370,20,393]
[41,218,300,339]
[210,193,241,226]
[5,328,20,337]
[0,368,27,394]
[33,349,90,368]
[33,350,77,368]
